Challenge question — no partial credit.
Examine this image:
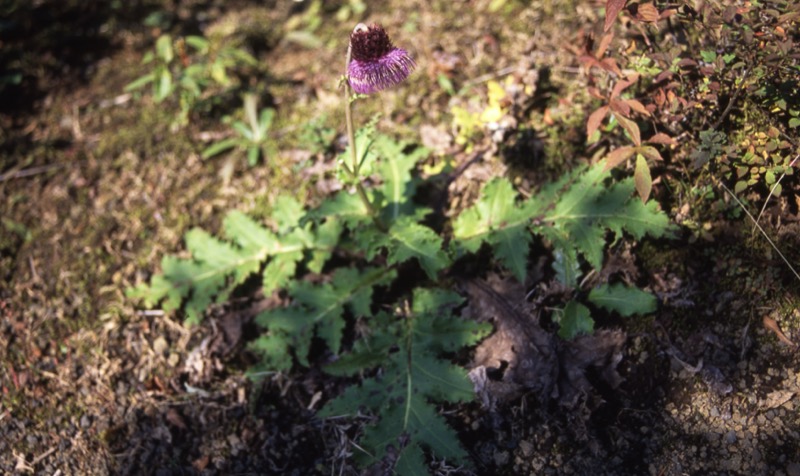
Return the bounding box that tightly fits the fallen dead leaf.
[763,316,796,347]
[761,390,795,409]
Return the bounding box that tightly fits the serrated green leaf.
[373,138,428,223]
[262,250,302,296]
[222,211,278,255]
[558,300,594,340]
[544,163,672,270]
[320,288,484,473]
[393,443,427,476]
[588,283,657,317]
[311,190,371,229]
[257,267,395,367]
[339,118,380,181]
[272,195,304,233]
[551,245,581,288]
[382,217,449,279]
[453,177,533,280]
[247,332,295,371]
[186,228,253,282]
[491,225,531,282]
[307,217,342,273]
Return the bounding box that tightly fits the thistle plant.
[130,21,672,476]
[341,23,416,230]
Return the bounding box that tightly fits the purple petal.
[348,47,415,94]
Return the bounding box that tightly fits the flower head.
[347,23,415,95]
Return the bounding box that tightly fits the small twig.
[31,447,56,466]
[0,163,65,182]
[28,257,39,282]
[135,309,165,317]
[711,67,750,130]
[462,65,519,88]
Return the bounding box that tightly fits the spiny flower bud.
[347,23,415,95]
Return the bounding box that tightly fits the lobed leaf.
[558,300,594,339]
[453,178,533,281]
[320,288,491,474]
[588,283,657,316]
[375,217,449,279]
[255,267,395,369]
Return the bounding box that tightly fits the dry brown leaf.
[637,145,663,162]
[763,316,796,347]
[604,146,636,170]
[761,390,795,409]
[586,106,609,139]
[611,73,640,99]
[635,3,660,23]
[166,407,187,430]
[626,98,651,116]
[610,98,632,117]
[647,132,677,145]
[605,0,628,32]
[599,57,623,76]
[596,31,615,58]
[616,114,642,146]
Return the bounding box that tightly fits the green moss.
[96,106,196,160]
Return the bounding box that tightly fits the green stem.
[344,41,385,231]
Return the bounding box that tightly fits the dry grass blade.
[719,181,800,283]
[752,152,799,234]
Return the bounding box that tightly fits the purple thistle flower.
[347,23,415,95]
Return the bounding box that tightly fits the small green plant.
[125,34,257,125]
[202,93,275,165]
[129,23,672,474]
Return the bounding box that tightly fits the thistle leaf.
[129,207,339,325]
[588,283,657,316]
[372,217,449,279]
[254,267,395,369]
[373,138,429,223]
[320,288,492,474]
[543,163,672,270]
[453,178,533,281]
[558,300,594,340]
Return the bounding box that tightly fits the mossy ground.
[2,1,799,475]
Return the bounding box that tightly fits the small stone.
[519,440,533,457]
[494,450,509,466]
[80,414,91,429]
[153,336,168,355]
